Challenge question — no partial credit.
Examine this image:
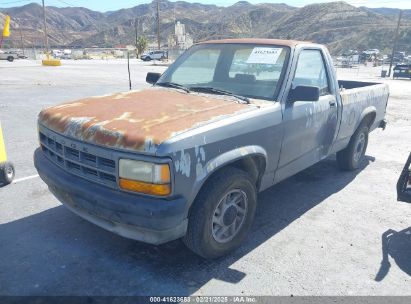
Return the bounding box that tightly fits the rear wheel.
[337,124,369,170]
[0,162,15,185]
[183,167,257,259]
[7,56,14,62]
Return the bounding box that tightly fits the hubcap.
[212,189,248,243]
[354,132,366,162]
[6,167,13,179]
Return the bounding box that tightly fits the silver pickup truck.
[34,39,389,258]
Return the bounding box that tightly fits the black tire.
[183,167,257,259]
[7,56,14,62]
[0,161,15,185]
[337,124,369,171]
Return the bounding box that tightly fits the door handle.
[329,100,336,107]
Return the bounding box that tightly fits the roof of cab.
[197,38,311,47]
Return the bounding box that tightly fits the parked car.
[393,64,411,79]
[393,51,406,62]
[140,50,167,61]
[34,39,389,258]
[397,153,411,203]
[0,50,17,62]
[364,49,380,55]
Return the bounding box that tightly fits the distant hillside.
[267,2,411,53]
[1,0,410,54]
[364,7,411,20]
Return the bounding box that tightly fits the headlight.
[119,159,171,196]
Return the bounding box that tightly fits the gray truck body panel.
[34,41,389,244]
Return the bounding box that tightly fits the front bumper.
[34,148,188,244]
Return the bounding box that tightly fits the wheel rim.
[212,189,248,244]
[6,166,13,180]
[354,132,366,162]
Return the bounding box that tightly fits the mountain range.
[1,0,410,54]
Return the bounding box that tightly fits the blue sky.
[1,0,410,11]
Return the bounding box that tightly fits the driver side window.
[293,50,330,96]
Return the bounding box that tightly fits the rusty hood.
[38,88,257,153]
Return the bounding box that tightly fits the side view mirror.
[288,85,320,102]
[146,72,161,84]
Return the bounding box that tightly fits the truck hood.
[38,88,258,153]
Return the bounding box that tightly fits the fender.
[187,145,268,207]
[358,106,376,129]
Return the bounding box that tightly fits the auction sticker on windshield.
[246,47,283,64]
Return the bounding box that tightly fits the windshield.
[157,43,290,100]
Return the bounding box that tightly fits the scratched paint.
[194,146,207,179]
[339,83,389,139]
[175,149,191,178]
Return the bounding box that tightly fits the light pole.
[387,10,403,78]
[156,0,160,50]
[41,0,49,56]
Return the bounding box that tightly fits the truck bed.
[338,80,381,90]
[334,80,389,152]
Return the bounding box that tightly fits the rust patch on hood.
[39,88,254,152]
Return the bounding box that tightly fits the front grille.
[39,131,117,188]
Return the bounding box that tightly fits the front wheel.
[337,124,369,170]
[183,167,257,259]
[0,161,15,185]
[7,56,14,62]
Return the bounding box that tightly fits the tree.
[136,36,148,58]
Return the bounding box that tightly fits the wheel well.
[202,155,265,191]
[361,112,376,129]
[230,156,265,185]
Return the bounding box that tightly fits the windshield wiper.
[190,86,250,104]
[156,82,190,93]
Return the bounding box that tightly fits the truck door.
[276,49,338,181]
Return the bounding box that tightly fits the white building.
[168,21,193,50]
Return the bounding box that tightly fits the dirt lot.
[0,60,410,296]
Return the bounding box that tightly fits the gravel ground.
[0,60,410,296]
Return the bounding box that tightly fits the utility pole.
[156,0,160,50]
[41,0,49,55]
[388,10,403,77]
[19,26,25,56]
[134,17,139,57]
[134,17,139,49]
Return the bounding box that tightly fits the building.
[168,21,193,50]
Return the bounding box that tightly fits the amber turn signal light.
[119,178,171,196]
